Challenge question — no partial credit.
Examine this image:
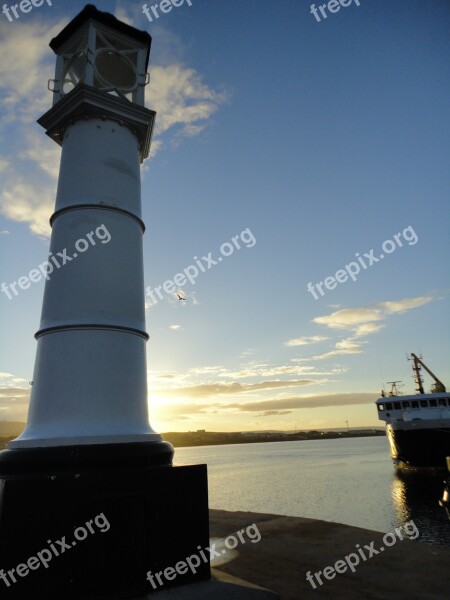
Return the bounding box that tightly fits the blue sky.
[0,0,449,432]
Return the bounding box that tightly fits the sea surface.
[174,436,450,546]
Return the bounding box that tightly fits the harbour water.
[174,436,450,546]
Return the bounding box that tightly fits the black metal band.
[35,323,149,341]
[0,441,174,473]
[50,203,146,232]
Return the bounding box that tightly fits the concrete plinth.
[0,459,209,599]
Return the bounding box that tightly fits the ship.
[376,353,450,471]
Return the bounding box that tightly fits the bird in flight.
[177,293,186,301]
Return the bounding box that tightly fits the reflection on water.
[175,437,450,547]
[391,472,450,545]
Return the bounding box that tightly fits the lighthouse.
[8,4,172,461]
[0,6,209,599]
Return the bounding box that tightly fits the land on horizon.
[0,422,385,450]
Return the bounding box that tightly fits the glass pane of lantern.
[95,50,137,90]
[62,52,87,94]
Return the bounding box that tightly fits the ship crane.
[409,353,447,394]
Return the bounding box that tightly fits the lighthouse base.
[0,452,210,599]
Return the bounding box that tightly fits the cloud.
[0,17,226,236]
[0,373,28,386]
[285,336,328,347]
[0,20,63,123]
[0,388,30,401]
[353,323,385,337]
[314,296,433,332]
[152,392,378,420]
[311,339,365,360]
[113,2,134,25]
[225,393,377,412]
[156,379,320,399]
[239,348,256,358]
[0,19,63,237]
[169,324,182,330]
[307,296,434,360]
[257,410,293,417]
[0,386,30,421]
[188,366,226,376]
[147,64,227,146]
[1,180,54,237]
[18,130,61,180]
[314,308,384,330]
[0,374,30,419]
[378,297,433,314]
[218,364,337,378]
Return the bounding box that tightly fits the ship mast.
[410,353,447,394]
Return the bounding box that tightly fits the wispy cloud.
[156,379,321,399]
[217,364,339,379]
[224,393,378,412]
[113,1,134,25]
[1,180,54,237]
[313,308,385,330]
[311,338,366,360]
[0,15,227,236]
[304,296,434,360]
[152,392,378,420]
[0,19,63,237]
[0,373,30,420]
[285,335,328,347]
[0,372,28,387]
[147,63,226,153]
[313,296,433,332]
[258,410,293,417]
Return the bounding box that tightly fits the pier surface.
[209,509,450,599]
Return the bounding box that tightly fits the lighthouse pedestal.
[0,451,210,599]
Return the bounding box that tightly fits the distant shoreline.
[162,429,386,449]
[0,429,385,451]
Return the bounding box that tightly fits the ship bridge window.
[438,398,447,406]
[429,399,437,407]
[394,402,401,410]
[402,401,410,408]
[420,400,428,408]
[378,403,385,411]
[411,401,419,408]
[385,402,393,410]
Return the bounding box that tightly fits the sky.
[0,0,449,433]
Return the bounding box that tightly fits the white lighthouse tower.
[0,7,213,599]
[8,5,172,462]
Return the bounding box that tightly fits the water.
[174,436,450,546]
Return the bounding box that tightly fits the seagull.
[177,293,186,301]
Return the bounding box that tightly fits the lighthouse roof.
[49,4,152,69]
